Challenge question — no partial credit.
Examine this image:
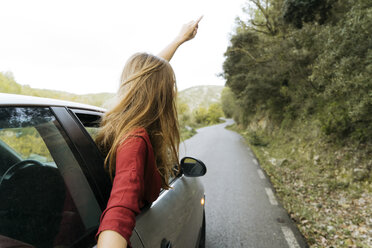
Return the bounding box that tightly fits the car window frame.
[51,106,112,208]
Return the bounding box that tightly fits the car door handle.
[161,239,172,248]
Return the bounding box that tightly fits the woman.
[95,16,202,248]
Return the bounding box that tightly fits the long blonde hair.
[96,53,180,189]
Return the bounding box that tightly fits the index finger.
[195,15,203,25]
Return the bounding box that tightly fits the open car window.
[70,109,180,188]
[70,109,102,141]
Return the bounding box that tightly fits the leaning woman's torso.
[96,127,162,246]
[127,127,162,204]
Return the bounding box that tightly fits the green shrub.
[320,103,353,138]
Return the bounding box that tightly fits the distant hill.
[0,72,115,107]
[178,85,223,111]
[0,72,223,109]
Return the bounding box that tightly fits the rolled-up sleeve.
[96,136,147,246]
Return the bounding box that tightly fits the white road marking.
[253,158,258,165]
[281,226,301,248]
[265,187,278,205]
[257,169,265,179]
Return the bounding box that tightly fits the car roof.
[0,93,106,112]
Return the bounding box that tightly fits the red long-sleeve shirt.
[96,128,162,247]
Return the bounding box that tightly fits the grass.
[227,119,372,248]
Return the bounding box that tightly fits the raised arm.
[158,16,203,61]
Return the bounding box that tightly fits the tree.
[221,87,237,118]
[193,107,208,124]
[177,101,191,124]
[222,0,371,141]
[207,103,224,124]
[283,0,336,28]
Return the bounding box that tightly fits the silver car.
[0,93,206,248]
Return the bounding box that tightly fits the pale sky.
[0,0,246,94]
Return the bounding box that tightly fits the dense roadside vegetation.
[0,72,224,141]
[222,0,371,247]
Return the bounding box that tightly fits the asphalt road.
[180,119,308,248]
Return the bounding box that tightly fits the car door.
[135,176,204,248]
[68,108,205,248]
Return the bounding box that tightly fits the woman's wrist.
[173,37,185,47]
[97,230,128,248]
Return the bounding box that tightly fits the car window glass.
[0,107,101,248]
[0,126,53,162]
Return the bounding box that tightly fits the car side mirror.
[180,157,207,177]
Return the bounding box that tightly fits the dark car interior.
[0,159,66,247]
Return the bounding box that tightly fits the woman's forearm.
[157,38,184,62]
